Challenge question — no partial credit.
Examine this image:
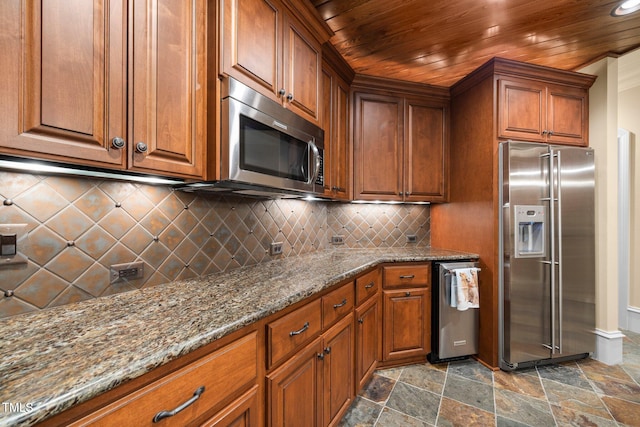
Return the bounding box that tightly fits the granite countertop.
[0,247,477,427]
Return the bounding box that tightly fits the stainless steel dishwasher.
[428,261,480,363]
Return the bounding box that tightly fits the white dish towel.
[451,268,480,311]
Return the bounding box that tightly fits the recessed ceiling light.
[611,0,640,16]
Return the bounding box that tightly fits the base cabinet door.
[355,295,381,391]
[322,314,354,427]
[382,288,430,361]
[267,338,323,427]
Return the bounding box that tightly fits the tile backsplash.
[0,171,429,319]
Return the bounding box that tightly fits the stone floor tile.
[385,381,440,425]
[443,373,495,413]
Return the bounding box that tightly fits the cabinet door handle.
[111,137,125,149]
[364,282,375,289]
[289,322,310,337]
[135,141,148,153]
[152,386,205,423]
[399,275,415,279]
[333,298,347,309]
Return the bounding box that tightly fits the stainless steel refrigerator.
[499,141,596,371]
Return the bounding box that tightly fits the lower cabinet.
[267,313,354,427]
[354,287,381,391]
[382,288,430,361]
[381,264,431,363]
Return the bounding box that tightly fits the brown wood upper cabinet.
[321,45,354,200]
[0,0,206,179]
[498,77,590,146]
[352,76,450,202]
[220,0,331,125]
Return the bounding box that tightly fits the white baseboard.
[593,329,625,365]
[627,306,640,333]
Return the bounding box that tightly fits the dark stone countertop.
[0,247,477,426]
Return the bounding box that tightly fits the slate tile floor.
[339,330,640,426]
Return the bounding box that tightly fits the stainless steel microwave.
[180,78,324,197]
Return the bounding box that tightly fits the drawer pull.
[152,386,205,423]
[333,299,347,309]
[399,275,415,279]
[364,282,375,289]
[289,322,310,337]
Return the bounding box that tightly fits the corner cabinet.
[0,0,206,179]
[220,0,332,125]
[352,76,450,202]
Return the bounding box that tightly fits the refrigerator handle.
[547,149,557,355]
[556,150,563,354]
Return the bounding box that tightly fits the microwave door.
[225,97,316,193]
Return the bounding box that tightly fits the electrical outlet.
[0,224,28,265]
[331,235,344,245]
[110,261,144,283]
[406,234,417,243]
[270,242,283,256]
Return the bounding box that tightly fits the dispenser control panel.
[514,205,546,258]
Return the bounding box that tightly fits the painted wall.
[0,171,430,319]
[580,58,620,334]
[617,62,640,311]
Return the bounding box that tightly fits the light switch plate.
[0,224,28,265]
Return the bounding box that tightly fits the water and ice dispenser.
[514,205,546,258]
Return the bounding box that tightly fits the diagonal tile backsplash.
[0,171,430,319]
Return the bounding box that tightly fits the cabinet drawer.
[267,299,322,368]
[322,282,355,329]
[355,268,380,305]
[73,332,258,426]
[383,265,430,288]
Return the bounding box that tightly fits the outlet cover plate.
[0,224,28,265]
[406,234,417,243]
[110,261,144,283]
[331,235,344,245]
[270,242,283,256]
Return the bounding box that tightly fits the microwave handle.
[309,141,321,185]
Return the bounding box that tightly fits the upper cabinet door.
[546,84,589,146]
[282,14,321,123]
[220,0,280,98]
[353,92,404,201]
[0,0,127,167]
[498,78,546,142]
[405,98,448,202]
[220,0,322,124]
[130,0,206,178]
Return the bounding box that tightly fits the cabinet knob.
[317,353,325,360]
[358,318,364,324]
[278,88,286,96]
[324,347,331,354]
[405,292,411,297]
[135,142,148,153]
[286,93,294,102]
[548,130,554,136]
[111,137,125,149]
[542,130,548,135]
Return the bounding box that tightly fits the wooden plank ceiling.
[312,0,640,87]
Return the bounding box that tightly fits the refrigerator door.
[552,145,595,358]
[500,141,552,367]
